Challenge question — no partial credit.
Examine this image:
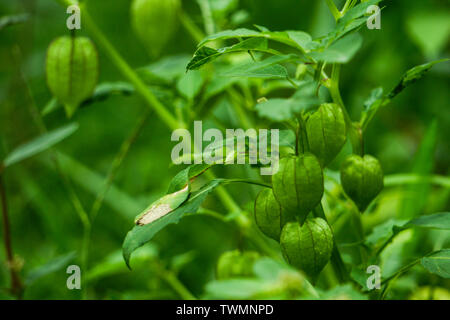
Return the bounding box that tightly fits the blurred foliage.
[0,0,449,300]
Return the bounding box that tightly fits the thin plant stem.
[328,63,367,263]
[0,175,23,298]
[178,9,204,43]
[154,262,197,300]
[379,258,421,299]
[313,204,349,283]
[197,0,215,35]
[325,0,342,21]
[225,179,272,188]
[56,0,181,130]
[12,44,91,298]
[89,109,150,221]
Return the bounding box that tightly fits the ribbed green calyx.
[216,250,260,280]
[306,103,347,166]
[131,0,180,58]
[340,154,384,212]
[280,218,333,280]
[272,154,324,220]
[46,36,99,117]
[254,189,294,241]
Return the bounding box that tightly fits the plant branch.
[325,0,342,21]
[313,204,349,283]
[55,0,181,130]
[90,109,150,221]
[0,175,23,298]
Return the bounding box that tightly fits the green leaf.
[0,13,29,31]
[86,82,134,103]
[197,27,313,52]
[278,130,296,149]
[350,267,369,290]
[25,252,76,286]
[219,54,297,79]
[309,33,363,63]
[177,70,204,100]
[42,82,135,116]
[421,250,450,279]
[134,165,209,226]
[198,28,260,47]
[365,219,405,247]
[338,0,382,26]
[186,38,273,70]
[2,123,79,167]
[255,81,320,121]
[405,212,450,230]
[364,87,383,111]
[122,179,224,268]
[168,164,212,193]
[86,246,157,282]
[137,54,191,83]
[388,59,449,99]
[366,212,450,253]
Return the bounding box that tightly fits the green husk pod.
[280,218,333,280]
[216,250,260,280]
[46,36,99,117]
[254,189,295,241]
[272,154,324,221]
[306,103,347,166]
[340,154,384,212]
[131,0,180,58]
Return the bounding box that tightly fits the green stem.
[66,1,181,130]
[350,203,367,265]
[325,0,342,21]
[379,258,421,299]
[0,175,23,298]
[313,204,349,283]
[226,179,272,188]
[90,110,150,221]
[384,174,450,189]
[12,43,90,298]
[162,270,197,300]
[178,9,204,43]
[197,0,215,35]
[228,88,253,129]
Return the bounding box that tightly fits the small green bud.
[340,154,384,212]
[280,218,333,280]
[216,250,260,280]
[46,36,99,117]
[272,154,324,220]
[306,103,347,166]
[131,0,180,58]
[254,189,295,241]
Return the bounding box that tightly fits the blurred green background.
[0,0,449,299]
